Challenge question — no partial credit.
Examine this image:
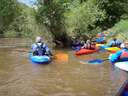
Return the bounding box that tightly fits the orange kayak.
[54,53,68,62]
[75,49,98,55]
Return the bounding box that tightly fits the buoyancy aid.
[84,44,96,50]
[34,43,46,56]
[111,40,121,47]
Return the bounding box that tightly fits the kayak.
[29,53,50,64]
[96,44,104,47]
[116,80,128,96]
[75,49,98,55]
[72,46,81,51]
[115,61,128,71]
[105,47,121,53]
[99,45,109,49]
[109,53,128,63]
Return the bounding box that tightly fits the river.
[0,38,127,96]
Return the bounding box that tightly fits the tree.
[0,0,21,36]
[65,0,105,40]
[36,0,70,46]
[96,0,128,29]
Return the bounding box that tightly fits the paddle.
[15,48,68,62]
[80,58,109,64]
[14,48,29,52]
[88,59,109,64]
[53,52,68,62]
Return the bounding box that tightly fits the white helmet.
[36,36,42,43]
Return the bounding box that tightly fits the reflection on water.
[0,38,127,96]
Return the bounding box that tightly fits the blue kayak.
[116,80,128,96]
[109,54,128,63]
[29,53,50,64]
[99,45,109,49]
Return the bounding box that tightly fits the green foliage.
[36,0,128,43]
[4,30,18,37]
[65,0,106,39]
[36,0,70,46]
[0,0,21,34]
[109,20,128,40]
[97,0,128,28]
[4,3,53,44]
[36,0,66,33]
[0,0,128,47]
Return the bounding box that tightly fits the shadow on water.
[0,38,128,96]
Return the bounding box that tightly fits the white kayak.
[115,61,128,71]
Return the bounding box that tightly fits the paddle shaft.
[87,58,109,64]
[103,59,109,61]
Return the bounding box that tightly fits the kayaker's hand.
[50,55,57,60]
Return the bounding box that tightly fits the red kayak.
[75,49,98,55]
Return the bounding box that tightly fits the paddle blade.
[88,59,104,64]
[54,53,68,62]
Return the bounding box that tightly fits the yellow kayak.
[96,44,104,47]
[105,47,121,53]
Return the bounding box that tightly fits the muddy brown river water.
[0,38,127,96]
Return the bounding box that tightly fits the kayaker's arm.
[44,44,53,56]
[107,41,113,47]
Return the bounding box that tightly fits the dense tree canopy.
[0,0,21,36]
[96,0,128,29]
[36,0,69,46]
[0,0,128,46]
[65,0,105,39]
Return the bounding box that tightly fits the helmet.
[113,38,117,41]
[36,36,42,43]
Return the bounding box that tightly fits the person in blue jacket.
[109,40,128,63]
[72,37,84,51]
[96,36,106,44]
[108,38,122,47]
[31,36,53,56]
